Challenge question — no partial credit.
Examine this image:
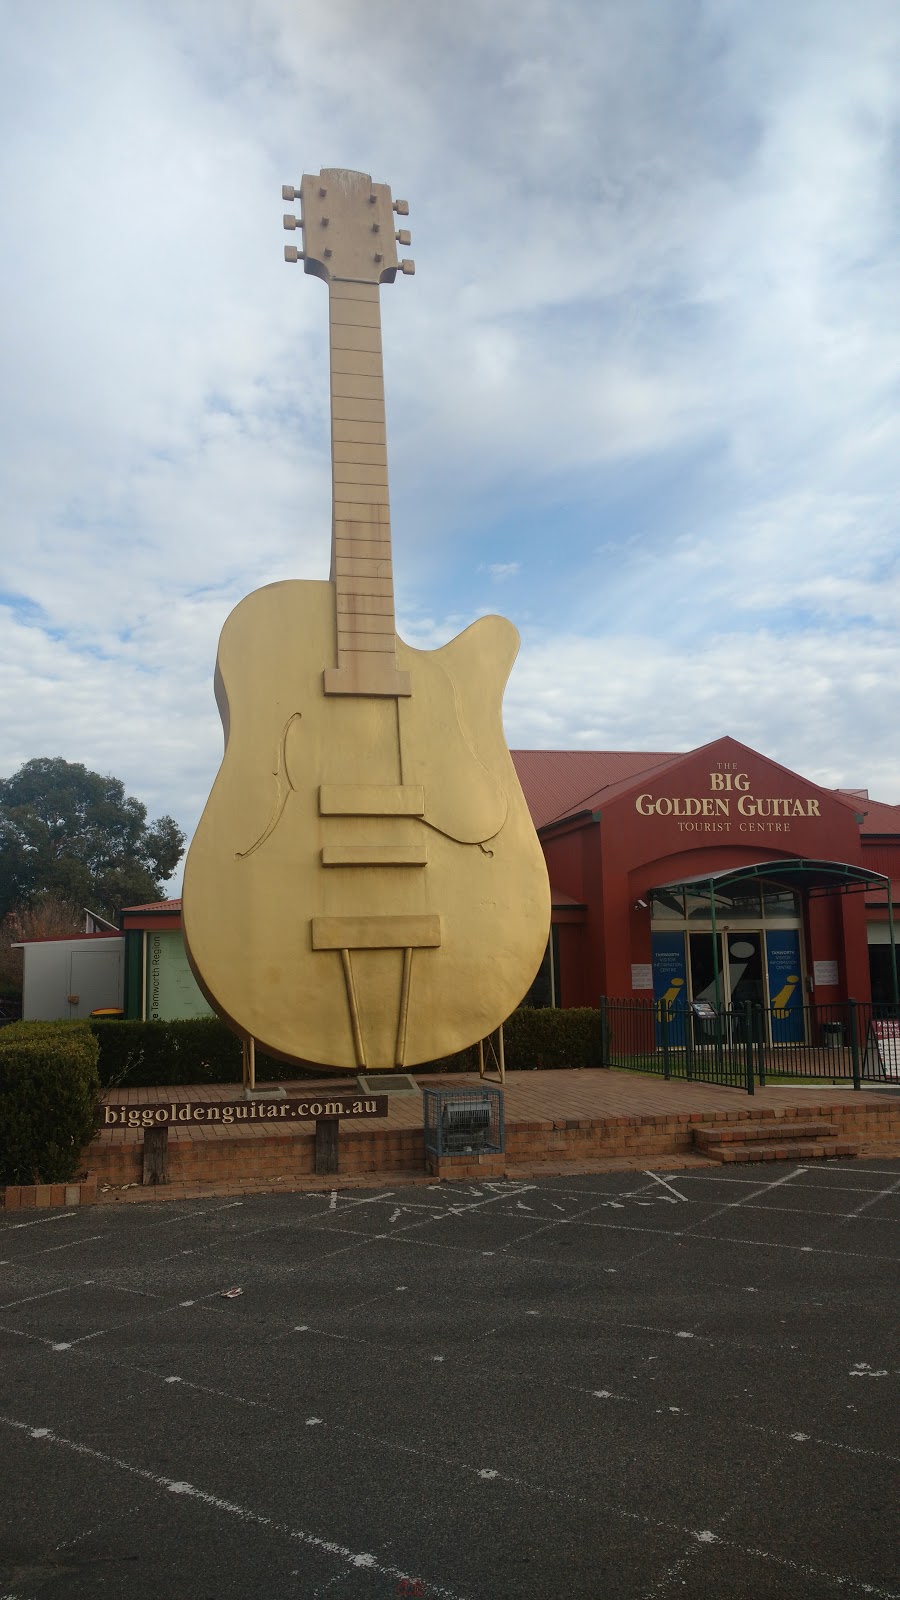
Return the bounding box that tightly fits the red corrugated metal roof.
[120,899,182,912]
[510,750,674,830]
[852,797,900,834]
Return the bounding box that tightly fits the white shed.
[15,933,124,1021]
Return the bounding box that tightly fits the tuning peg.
[284,245,304,263]
[400,259,415,275]
[393,199,409,216]
[282,185,301,201]
[395,229,411,246]
[283,214,300,230]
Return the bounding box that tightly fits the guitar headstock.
[282,168,415,285]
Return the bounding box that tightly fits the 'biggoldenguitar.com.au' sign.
[101,1096,389,1129]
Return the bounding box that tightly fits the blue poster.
[766,930,804,1044]
[653,932,687,1046]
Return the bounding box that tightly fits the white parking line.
[2,1213,76,1232]
[644,1172,689,1202]
[840,1174,900,1224]
[0,1282,93,1312]
[0,1414,469,1600]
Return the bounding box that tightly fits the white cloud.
[2,0,900,885]
[479,562,521,581]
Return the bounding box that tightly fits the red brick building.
[511,736,899,1018]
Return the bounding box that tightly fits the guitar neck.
[325,280,410,697]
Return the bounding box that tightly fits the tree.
[0,895,84,1003]
[0,758,185,922]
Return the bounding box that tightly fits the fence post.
[599,996,608,1067]
[755,1004,766,1089]
[743,1001,755,1096]
[660,1000,671,1080]
[848,998,860,1091]
[685,1005,694,1081]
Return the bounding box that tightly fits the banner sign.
[651,932,687,1046]
[865,1020,900,1081]
[101,1095,389,1129]
[146,930,213,1021]
[765,930,804,1044]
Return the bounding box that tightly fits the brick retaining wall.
[77,1095,900,1187]
[3,1094,897,1210]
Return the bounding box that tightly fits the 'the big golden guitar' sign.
[634,771,822,835]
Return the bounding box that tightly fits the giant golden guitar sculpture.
[183,169,550,1071]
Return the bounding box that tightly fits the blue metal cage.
[422,1085,504,1158]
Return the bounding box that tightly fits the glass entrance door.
[725,933,765,1008]
[688,932,765,1008]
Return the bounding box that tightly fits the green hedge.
[0,1021,101,1185]
[90,1017,299,1088]
[89,1008,604,1088]
[502,1007,603,1069]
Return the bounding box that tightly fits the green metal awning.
[650,858,889,898]
[647,858,898,1009]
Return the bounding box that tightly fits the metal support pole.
[743,1001,755,1095]
[660,998,671,1080]
[888,882,899,1012]
[755,1003,766,1089]
[710,881,722,1011]
[685,1003,694,1081]
[241,1035,256,1091]
[497,1023,506,1085]
[849,997,860,1091]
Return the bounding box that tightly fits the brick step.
[694,1120,836,1150]
[711,1139,859,1164]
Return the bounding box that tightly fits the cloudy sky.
[2,0,899,890]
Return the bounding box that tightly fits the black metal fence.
[598,997,900,1095]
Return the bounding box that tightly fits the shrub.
[0,1020,100,1184]
[88,1008,604,1087]
[502,1007,604,1070]
[90,1017,306,1088]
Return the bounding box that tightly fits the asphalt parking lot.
[0,1159,898,1600]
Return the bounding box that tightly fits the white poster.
[631,963,653,990]
[813,960,838,987]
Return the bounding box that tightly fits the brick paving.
[94,1066,899,1135]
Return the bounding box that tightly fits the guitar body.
[183,580,550,1070]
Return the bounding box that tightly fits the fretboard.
[324,279,410,697]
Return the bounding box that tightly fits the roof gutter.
[538,808,597,837]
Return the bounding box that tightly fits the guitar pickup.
[321,845,427,866]
[312,915,441,950]
[319,784,424,817]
